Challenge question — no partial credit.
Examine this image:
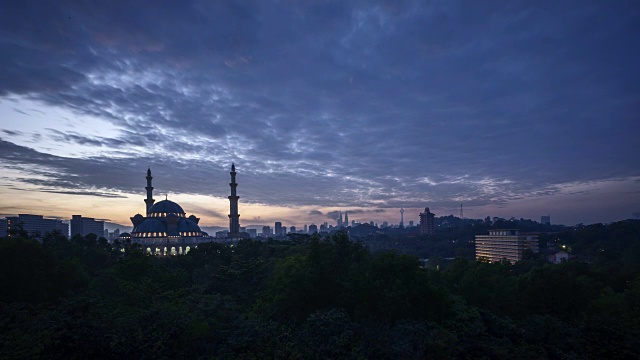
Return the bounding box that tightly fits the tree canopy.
[1,220,639,359]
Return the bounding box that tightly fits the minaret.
[144,168,155,215]
[344,211,349,227]
[228,163,240,235]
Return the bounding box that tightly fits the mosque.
[119,164,241,255]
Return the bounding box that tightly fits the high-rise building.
[289,226,296,233]
[275,222,282,236]
[59,222,69,238]
[228,163,241,236]
[344,211,349,227]
[337,211,343,228]
[0,218,7,237]
[475,229,539,264]
[541,215,551,225]
[70,215,104,238]
[262,226,272,237]
[409,220,414,227]
[308,224,318,234]
[304,224,308,233]
[6,214,68,239]
[419,207,435,235]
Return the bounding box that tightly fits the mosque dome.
[132,202,203,238]
[178,218,201,233]
[148,200,185,217]
[136,218,168,233]
[129,170,211,240]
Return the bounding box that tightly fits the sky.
[0,0,639,228]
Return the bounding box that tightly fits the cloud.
[2,130,22,136]
[38,190,127,198]
[308,210,323,216]
[0,1,638,225]
[186,206,226,220]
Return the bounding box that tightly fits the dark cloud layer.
[39,190,126,198]
[0,1,639,222]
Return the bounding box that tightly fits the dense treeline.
[1,220,639,359]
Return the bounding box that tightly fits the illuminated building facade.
[475,229,539,264]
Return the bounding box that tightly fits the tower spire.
[228,163,240,236]
[145,168,155,215]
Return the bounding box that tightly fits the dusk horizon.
[1,1,639,228]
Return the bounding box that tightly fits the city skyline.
[1,2,639,227]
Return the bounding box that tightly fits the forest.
[1,220,639,359]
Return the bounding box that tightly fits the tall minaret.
[228,163,240,235]
[144,168,155,215]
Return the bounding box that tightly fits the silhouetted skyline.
[0,1,639,226]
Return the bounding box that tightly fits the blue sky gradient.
[0,1,639,226]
